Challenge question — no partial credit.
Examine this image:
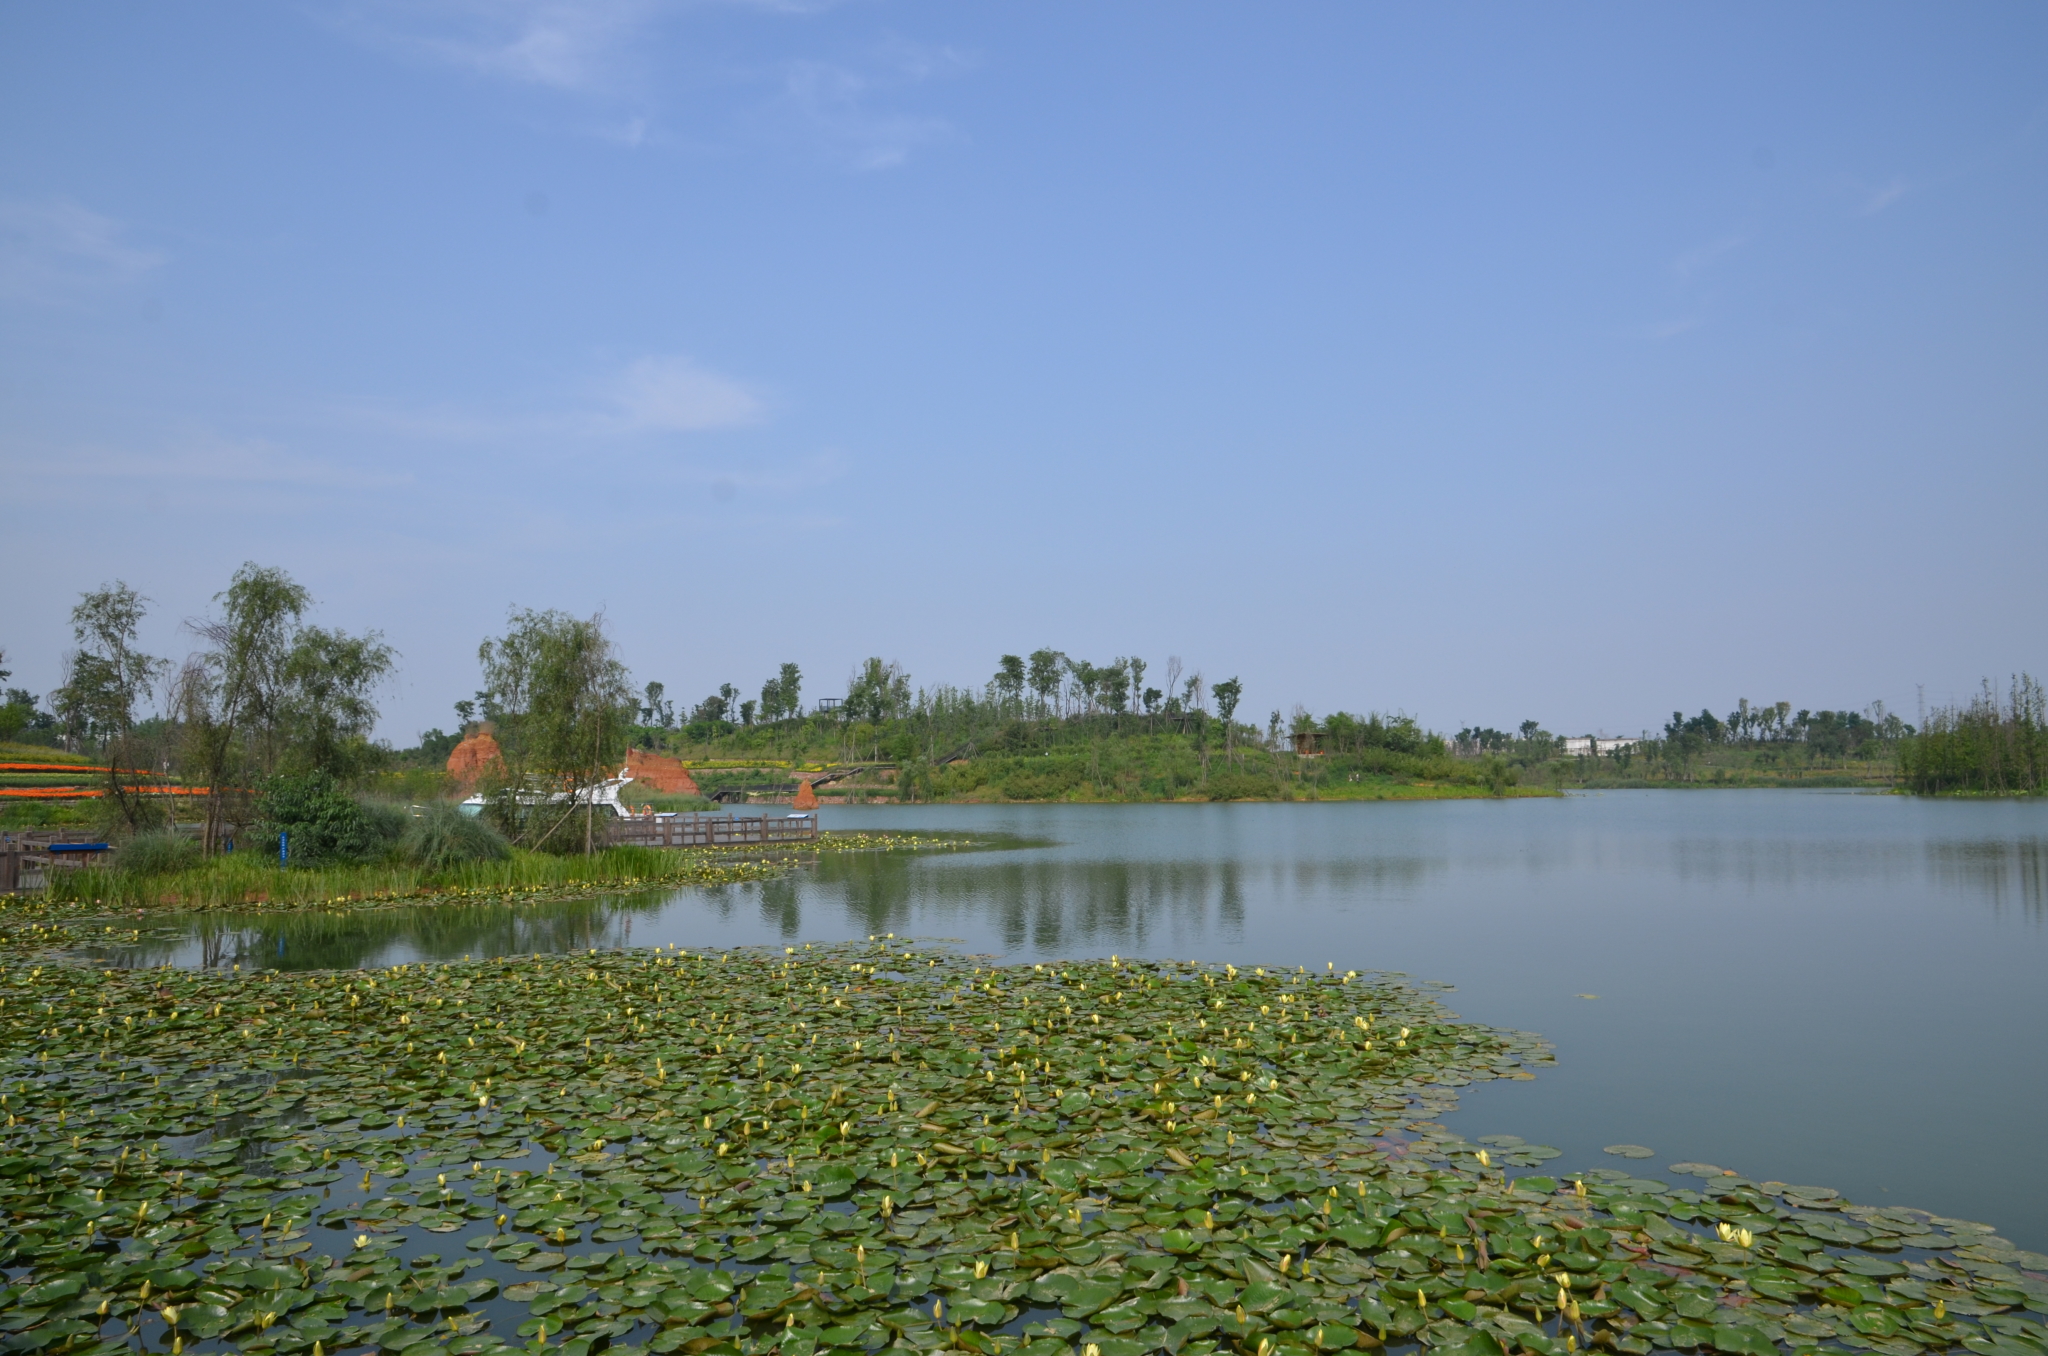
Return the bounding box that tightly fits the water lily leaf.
[1711,1325,1778,1356]
[1330,1223,1382,1249]
[1432,1329,1505,1356]
[1603,1145,1655,1159]
[1060,1278,1124,1316]
[517,1251,568,1271]
[1240,1281,1291,1314]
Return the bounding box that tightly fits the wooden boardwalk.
[606,812,819,849]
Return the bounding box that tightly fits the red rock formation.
[793,779,819,811]
[446,727,504,791]
[626,749,700,796]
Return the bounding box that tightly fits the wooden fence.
[605,813,819,849]
[0,831,111,893]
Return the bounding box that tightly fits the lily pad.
[0,935,2025,1356]
[1603,1145,1656,1159]
[516,1250,568,1271]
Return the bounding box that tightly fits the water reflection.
[56,792,2048,1254]
[84,850,1437,970]
[1926,838,2048,917]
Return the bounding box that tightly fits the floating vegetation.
[1,940,2042,1356]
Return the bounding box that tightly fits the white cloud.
[0,198,162,302]
[23,433,410,490]
[333,0,663,92]
[1860,177,1909,215]
[776,60,955,171]
[607,354,764,431]
[345,353,765,440]
[1642,316,1701,341]
[1672,233,1747,281]
[327,2,968,168]
[333,0,823,94]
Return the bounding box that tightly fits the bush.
[257,771,392,866]
[117,831,200,877]
[399,803,511,869]
[359,800,410,850]
[1201,773,1281,801]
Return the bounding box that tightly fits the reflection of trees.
[796,851,1431,954]
[85,890,684,971]
[1927,839,2047,918]
[76,837,1443,973]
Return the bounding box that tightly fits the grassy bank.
[23,831,967,913]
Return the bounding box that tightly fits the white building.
[1560,736,1640,757]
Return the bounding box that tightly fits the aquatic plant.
[28,833,962,912]
[0,941,2039,1356]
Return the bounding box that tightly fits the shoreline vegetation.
[3,567,2041,865]
[5,831,973,917]
[1,935,2040,1356]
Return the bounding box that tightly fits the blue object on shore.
[48,843,109,853]
[280,831,288,866]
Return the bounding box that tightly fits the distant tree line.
[1899,675,2046,795]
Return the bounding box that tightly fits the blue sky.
[3,2,2044,742]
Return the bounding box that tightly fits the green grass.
[28,830,969,911]
[40,845,782,910]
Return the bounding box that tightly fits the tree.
[178,565,394,851]
[778,663,802,718]
[477,607,636,853]
[740,699,757,726]
[992,655,1025,713]
[846,658,909,726]
[181,563,312,853]
[52,583,169,831]
[278,625,395,782]
[1099,661,1130,716]
[641,681,674,728]
[1125,657,1147,715]
[1213,677,1243,767]
[759,663,802,722]
[1027,649,1064,719]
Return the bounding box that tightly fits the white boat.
[458,764,638,819]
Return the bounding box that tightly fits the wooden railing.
[605,812,819,849]
[0,831,112,892]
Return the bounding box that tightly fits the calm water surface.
[90,790,2048,1248]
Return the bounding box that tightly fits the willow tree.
[477,608,635,853]
[180,564,394,853]
[52,583,169,832]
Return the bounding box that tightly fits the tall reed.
[44,845,710,909]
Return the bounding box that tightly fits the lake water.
[90,790,2048,1250]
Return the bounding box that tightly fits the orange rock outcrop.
[625,749,700,796]
[793,779,819,811]
[445,727,504,790]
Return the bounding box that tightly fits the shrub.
[399,803,511,869]
[116,831,200,877]
[257,771,388,866]
[358,801,410,852]
[1201,773,1280,801]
